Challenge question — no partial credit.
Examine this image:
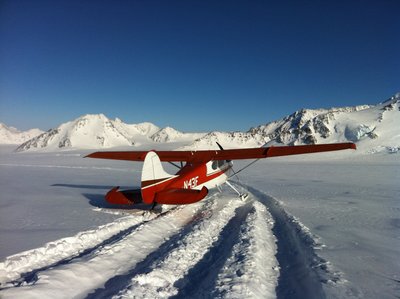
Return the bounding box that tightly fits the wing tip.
[84,152,98,158]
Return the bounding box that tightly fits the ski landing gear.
[225,181,249,201]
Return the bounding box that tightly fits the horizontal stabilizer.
[105,187,143,205]
[155,186,208,205]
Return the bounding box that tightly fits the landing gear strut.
[225,181,249,201]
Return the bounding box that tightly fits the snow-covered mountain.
[182,131,262,150]
[0,123,43,145]
[16,114,161,151]
[13,93,400,153]
[248,105,371,145]
[150,127,185,142]
[187,93,400,153]
[112,118,160,137]
[16,114,207,151]
[151,127,206,143]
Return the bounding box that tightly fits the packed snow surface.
[0,144,398,298]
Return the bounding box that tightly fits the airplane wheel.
[240,193,249,201]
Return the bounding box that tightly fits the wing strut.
[168,161,182,169]
[228,158,261,178]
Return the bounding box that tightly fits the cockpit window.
[211,160,228,171]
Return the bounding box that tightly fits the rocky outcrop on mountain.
[248,105,371,146]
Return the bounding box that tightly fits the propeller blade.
[216,142,224,151]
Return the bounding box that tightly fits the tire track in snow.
[169,199,279,299]
[0,213,159,288]
[244,184,342,299]
[105,192,280,299]
[211,201,279,299]
[156,201,252,299]
[87,195,244,299]
[0,201,209,299]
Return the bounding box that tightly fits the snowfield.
[0,145,398,298]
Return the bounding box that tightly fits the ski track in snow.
[211,201,278,299]
[243,185,360,299]
[0,211,165,287]
[0,202,202,298]
[0,185,354,299]
[107,196,259,298]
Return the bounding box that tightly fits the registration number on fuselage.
[183,176,199,189]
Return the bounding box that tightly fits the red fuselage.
[140,160,233,205]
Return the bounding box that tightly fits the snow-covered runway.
[0,190,281,299]
[0,146,398,298]
[0,186,363,299]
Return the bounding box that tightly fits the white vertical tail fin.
[141,151,174,204]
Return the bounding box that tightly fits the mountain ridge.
[184,94,399,153]
[4,93,399,154]
[0,123,44,145]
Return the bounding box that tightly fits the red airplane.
[85,142,356,207]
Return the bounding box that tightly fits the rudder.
[141,151,174,204]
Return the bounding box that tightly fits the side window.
[218,160,225,168]
[212,161,218,170]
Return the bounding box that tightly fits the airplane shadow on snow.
[52,183,116,190]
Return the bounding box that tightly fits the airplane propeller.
[216,142,231,163]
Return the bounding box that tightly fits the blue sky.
[0,0,399,132]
